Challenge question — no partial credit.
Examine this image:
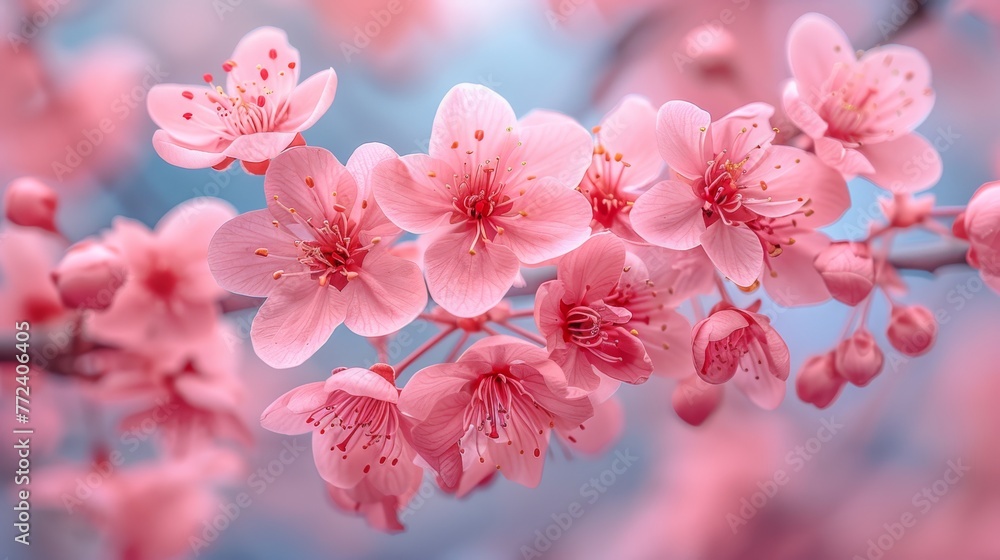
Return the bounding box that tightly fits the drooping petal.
[857,133,942,193]
[343,250,427,337]
[699,221,764,287]
[250,278,348,368]
[423,230,521,317]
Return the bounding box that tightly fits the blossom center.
[308,392,402,469]
[580,146,634,229]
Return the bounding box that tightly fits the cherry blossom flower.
[535,234,653,393]
[148,27,336,173]
[812,241,876,306]
[398,336,593,490]
[783,13,940,192]
[577,95,662,241]
[208,145,427,368]
[261,364,423,497]
[956,181,1000,293]
[325,475,422,534]
[691,301,790,410]
[86,197,236,352]
[371,83,594,317]
[631,100,833,286]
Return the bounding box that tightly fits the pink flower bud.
[962,181,1000,292]
[834,329,884,387]
[795,352,845,409]
[52,241,126,310]
[813,241,875,306]
[671,376,723,427]
[887,304,937,356]
[4,177,58,233]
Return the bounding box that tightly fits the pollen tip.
[272,270,284,280]
[254,248,269,257]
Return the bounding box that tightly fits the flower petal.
[250,278,347,368]
[631,180,707,250]
[492,177,592,265]
[343,250,427,337]
[699,222,764,287]
[656,100,711,180]
[424,230,521,317]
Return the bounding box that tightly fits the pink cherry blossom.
[4,176,58,232]
[834,328,884,386]
[209,145,427,368]
[879,192,936,229]
[783,13,940,192]
[959,181,1000,293]
[261,364,423,496]
[691,301,790,410]
[578,95,662,241]
[52,240,126,310]
[148,27,336,172]
[371,83,594,317]
[534,234,653,393]
[86,197,236,352]
[887,304,937,356]
[398,335,593,491]
[812,241,876,306]
[631,100,834,286]
[795,351,846,409]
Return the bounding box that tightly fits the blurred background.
[2,0,1000,558]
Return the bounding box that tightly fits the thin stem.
[418,313,451,324]
[506,309,535,319]
[495,320,547,345]
[713,274,733,304]
[392,326,457,374]
[929,206,965,218]
[445,332,471,363]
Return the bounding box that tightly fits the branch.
[887,241,970,273]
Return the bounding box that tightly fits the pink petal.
[557,233,626,303]
[858,45,934,136]
[492,177,592,265]
[208,210,298,297]
[405,394,469,489]
[691,310,750,375]
[398,361,480,422]
[265,146,358,227]
[699,222,764,287]
[711,103,776,168]
[791,153,851,227]
[343,250,427,337]
[222,131,299,163]
[763,231,832,306]
[509,111,593,187]
[280,68,337,132]
[424,230,521,317]
[157,197,236,255]
[814,136,875,177]
[371,154,455,233]
[596,95,662,188]
[557,396,624,455]
[786,13,854,98]
[781,81,829,138]
[656,100,711,180]
[323,368,398,403]
[590,327,652,384]
[630,180,707,249]
[671,376,723,426]
[260,382,327,434]
[147,84,227,145]
[734,360,787,410]
[313,428,380,489]
[429,83,518,166]
[629,309,693,378]
[250,278,348,368]
[857,133,942,192]
[226,27,301,99]
[152,129,229,169]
